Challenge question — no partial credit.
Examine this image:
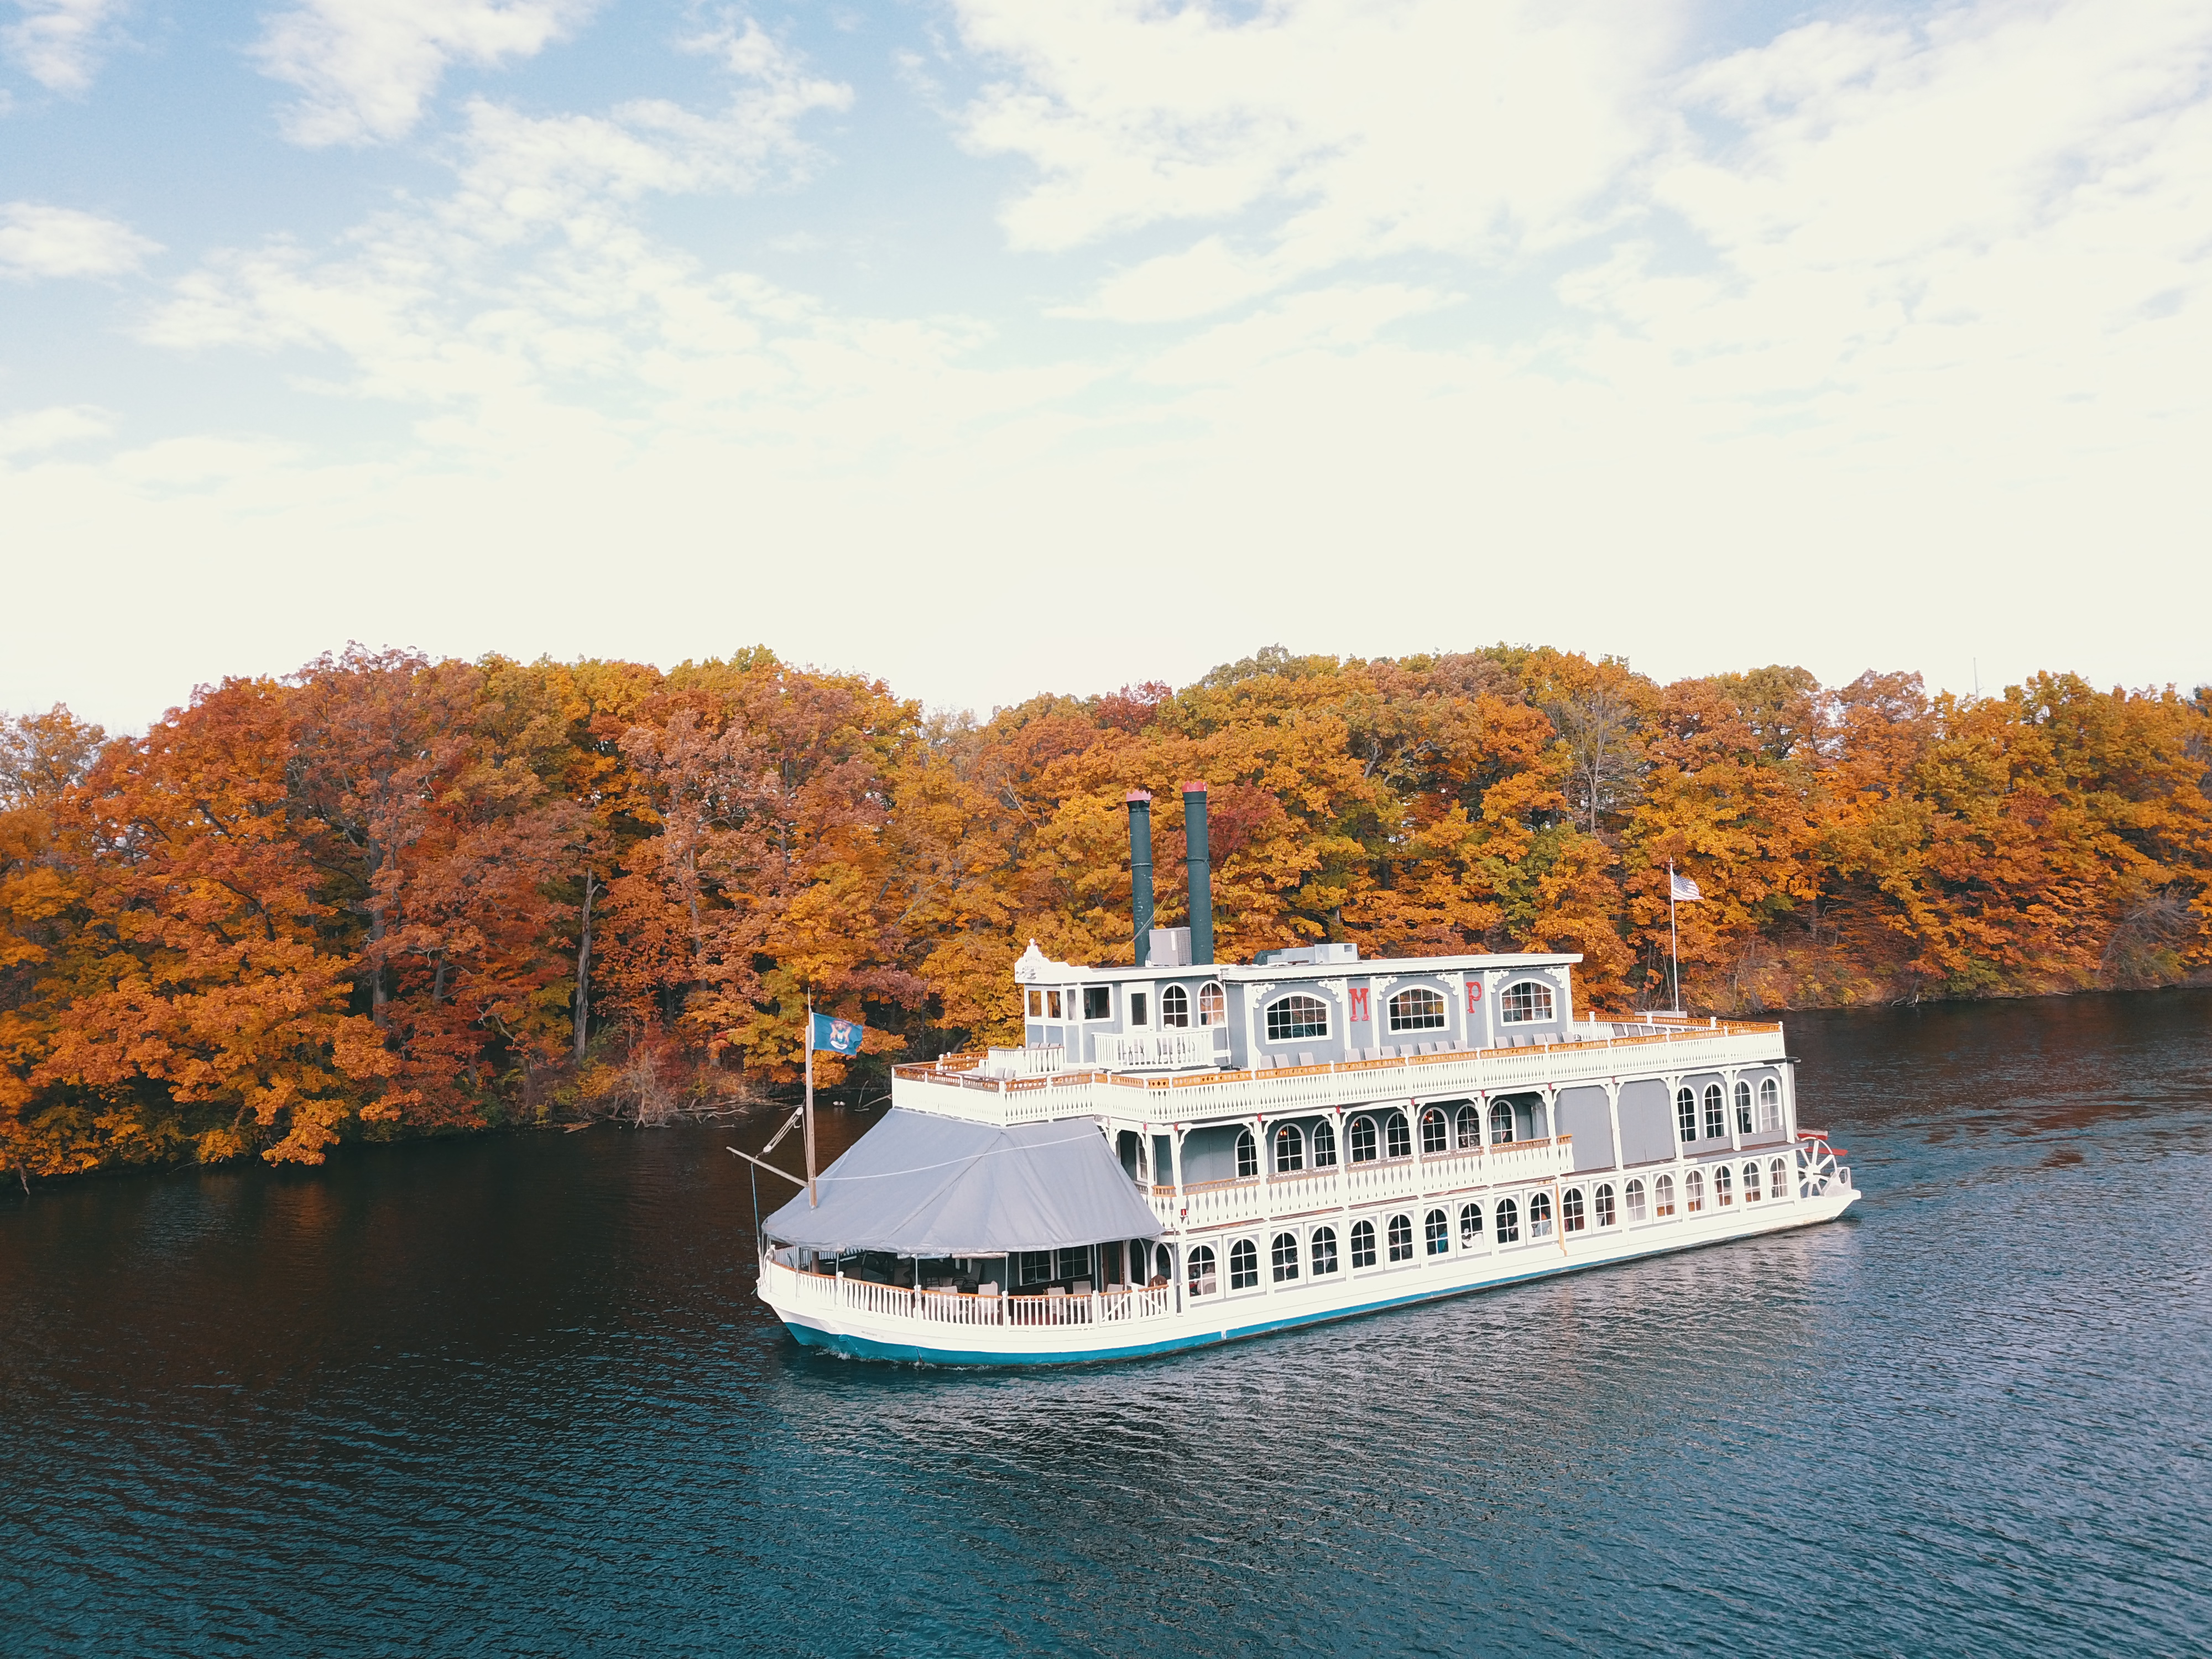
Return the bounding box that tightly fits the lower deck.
[759,1139,1859,1365]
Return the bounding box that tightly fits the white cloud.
[0,403,111,456]
[4,0,125,93]
[0,201,159,278]
[254,0,602,147]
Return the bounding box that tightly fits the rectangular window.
[1130,992,1147,1027]
[1026,989,1044,1018]
[1055,1245,1090,1281]
[1083,985,1112,1021]
[1045,989,1063,1020]
[1019,1251,1052,1285]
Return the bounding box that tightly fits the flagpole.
[804,990,818,1209]
[1668,860,1681,1015]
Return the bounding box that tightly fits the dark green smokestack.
[1126,790,1154,966]
[1183,781,1213,966]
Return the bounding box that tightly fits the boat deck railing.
[763,1256,1177,1330]
[1157,1135,1575,1227]
[891,1018,1786,1127]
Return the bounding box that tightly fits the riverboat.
[755,785,1859,1365]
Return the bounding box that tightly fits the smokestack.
[1126,791,1154,966]
[1183,781,1213,966]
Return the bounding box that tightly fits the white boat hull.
[760,1183,1860,1366]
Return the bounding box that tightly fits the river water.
[4,994,2209,1656]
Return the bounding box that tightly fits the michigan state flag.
[811,1012,866,1056]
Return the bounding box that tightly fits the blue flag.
[811,1011,865,1056]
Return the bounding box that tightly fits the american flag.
[1670,870,1704,902]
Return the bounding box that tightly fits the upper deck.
[891,1014,1787,1129]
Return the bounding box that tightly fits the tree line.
[3,643,2206,1179]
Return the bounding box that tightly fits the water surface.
[4,993,2209,1655]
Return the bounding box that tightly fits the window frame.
[1499,978,1556,1025]
[1387,987,1448,1032]
[1273,1124,1304,1173]
[1562,1187,1585,1233]
[1734,1078,1753,1135]
[1715,1164,1734,1206]
[1385,1112,1412,1161]
[1083,985,1113,1021]
[1229,1238,1260,1291]
[1159,984,1190,1028]
[1311,1225,1339,1275]
[1770,1156,1791,1199]
[1758,1077,1781,1132]
[1420,1108,1448,1155]
[1234,1129,1258,1180]
[1742,1159,1762,1202]
[1655,1172,1676,1218]
[1350,1219,1377,1269]
[1312,1119,1338,1167]
[1685,1169,1705,1213]
[1495,1197,1521,1244]
[1198,982,1227,1027]
[1489,1100,1516,1144]
[1186,1244,1217,1294]
[1530,1190,1554,1239]
[1703,1083,1725,1141]
[1264,994,1330,1042]
[1594,1183,1616,1227]
[1676,1086,1697,1142]
[1459,1202,1483,1244]
[1455,1103,1480,1149]
[1348,1115,1378,1164]
[1386,1213,1415,1262]
[1271,1232,1300,1282]
[1424,1208,1449,1255]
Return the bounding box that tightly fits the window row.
[1235,1099,1536,1177]
[1184,1159,1801,1291]
[1675,1077,1783,1142]
[1024,983,1227,1026]
[1260,978,1559,1044]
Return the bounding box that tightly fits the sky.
[3,0,2209,732]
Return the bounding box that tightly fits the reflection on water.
[4,991,2210,1655]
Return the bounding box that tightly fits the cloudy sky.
[4,0,2208,729]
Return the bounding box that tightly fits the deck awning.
[760,1108,1163,1256]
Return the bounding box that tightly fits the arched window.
[1349,1116,1378,1164]
[1160,984,1191,1028]
[1685,1170,1705,1213]
[1734,1079,1753,1135]
[1455,1103,1480,1149]
[1655,1173,1676,1217]
[1496,1198,1520,1243]
[1385,1113,1412,1160]
[1229,1239,1259,1290]
[1387,1214,1415,1261]
[1198,982,1226,1027]
[1274,1125,1304,1174]
[1425,1209,1449,1255]
[1187,1244,1217,1294]
[1625,1178,1647,1223]
[1350,1219,1377,1269]
[1715,1164,1734,1205]
[1312,1120,1338,1167]
[1155,1243,1173,1282]
[1594,1183,1616,1227]
[1265,995,1329,1041]
[1311,1226,1339,1275]
[1420,1109,1448,1155]
[1743,1160,1762,1202]
[1770,1156,1790,1199]
[1530,1191,1554,1239]
[1758,1077,1781,1132]
[1459,1202,1483,1244]
[1676,1087,1697,1142]
[1271,1232,1300,1282]
[1489,1100,1516,1144]
[1235,1129,1258,1179]
[1389,988,1447,1031]
[1562,1187,1585,1233]
[1500,979,1554,1024]
[1702,1083,1725,1141]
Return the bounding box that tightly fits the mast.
[804,990,819,1208]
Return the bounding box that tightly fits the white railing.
[1150,1137,1574,1228]
[1090,1029,1215,1071]
[981,1044,1066,1078]
[763,1256,1175,1329]
[894,1025,1785,1130]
